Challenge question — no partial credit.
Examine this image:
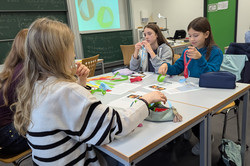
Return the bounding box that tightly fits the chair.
[120,45,135,67]
[81,54,99,77]
[0,149,32,166]
[173,54,181,64]
[212,53,248,145]
[212,101,240,140]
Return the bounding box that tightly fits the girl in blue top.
[158,17,223,77]
[159,17,223,156]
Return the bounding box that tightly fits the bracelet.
[139,98,150,115]
[84,85,92,90]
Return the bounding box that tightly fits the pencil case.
[199,71,236,89]
[145,102,182,122]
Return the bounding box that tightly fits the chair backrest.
[120,45,135,66]
[0,149,32,164]
[173,54,181,64]
[226,43,250,83]
[82,54,99,77]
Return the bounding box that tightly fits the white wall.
[152,0,203,37]
[131,0,250,44]
[131,0,203,41]
[237,0,250,43]
[131,0,153,29]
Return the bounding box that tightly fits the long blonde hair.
[14,18,75,136]
[0,29,28,106]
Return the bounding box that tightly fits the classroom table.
[154,75,250,166]
[92,73,249,166]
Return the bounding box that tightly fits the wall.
[237,0,250,43]
[131,0,153,29]
[131,0,250,43]
[152,0,203,38]
[131,0,203,40]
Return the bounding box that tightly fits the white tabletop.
[99,101,207,162]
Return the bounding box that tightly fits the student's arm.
[129,50,141,71]
[151,44,173,73]
[196,47,223,74]
[166,49,186,75]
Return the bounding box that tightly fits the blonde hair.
[0,29,28,106]
[14,18,75,136]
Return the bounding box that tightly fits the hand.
[141,91,167,105]
[186,46,202,59]
[158,63,168,75]
[133,42,143,59]
[76,62,89,86]
[135,42,143,51]
[141,40,153,53]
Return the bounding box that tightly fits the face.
[143,28,158,45]
[188,28,209,49]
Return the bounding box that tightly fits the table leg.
[241,91,249,166]
[207,113,212,166]
[200,116,207,166]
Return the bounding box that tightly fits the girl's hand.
[141,91,167,104]
[76,62,89,86]
[158,63,168,75]
[141,40,153,53]
[186,46,202,59]
[133,42,143,59]
[135,42,143,51]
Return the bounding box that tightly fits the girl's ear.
[204,31,210,39]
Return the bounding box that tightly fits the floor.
[137,98,250,166]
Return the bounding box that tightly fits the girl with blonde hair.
[14,18,167,165]
[0,29,30,156]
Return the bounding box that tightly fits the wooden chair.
[0,149,32,166]
[173,54,181,64]
[120,45,135,67]
[81,54,99,77]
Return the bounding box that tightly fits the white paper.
[108,91,147,109]
[218,1,228,10]
[143,81,201,94]
[108,83,141,95]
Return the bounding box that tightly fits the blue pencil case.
[199,71,236,89]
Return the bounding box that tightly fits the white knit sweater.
[27,77,148,165]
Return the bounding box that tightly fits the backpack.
[218,139,241,166]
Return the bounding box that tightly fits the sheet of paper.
[143,82,183,91]
[130,72,153,79]
[108,91,147,109]
[143,81,201,94]
[164,82,200,94]
[108,83,141,95]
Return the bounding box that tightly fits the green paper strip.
[91,88,106,95]
[157,74,166,82]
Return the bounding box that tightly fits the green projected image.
[75,0,120,32]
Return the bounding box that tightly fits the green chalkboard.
[0,12,67,40]
[0,0,67,11]
[0,41,12,64]
[81,30,133,63]
[0,0,68,63]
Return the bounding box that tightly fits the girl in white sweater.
[13,18,167,166]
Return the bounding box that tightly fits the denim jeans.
[0,123,29,157]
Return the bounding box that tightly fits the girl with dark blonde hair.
[14,18,167,165]
[0,29,30,156]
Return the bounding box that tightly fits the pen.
[130,100,137,107]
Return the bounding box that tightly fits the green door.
[206,0,237,53]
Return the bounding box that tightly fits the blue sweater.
[167,46,223,78]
